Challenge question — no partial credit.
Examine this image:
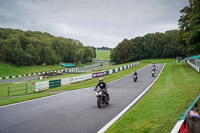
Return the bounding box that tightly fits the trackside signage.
[70,74,92,83]
[93,72,105,78]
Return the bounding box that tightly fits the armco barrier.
[187,60,200,72]
[61,78,70,86]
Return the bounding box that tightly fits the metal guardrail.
[187,60,200,72]
[171,94,200,133]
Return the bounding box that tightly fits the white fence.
[187,60,200,72]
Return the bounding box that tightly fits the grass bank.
[0,62,147,106]
[106,61,200,132]
[0,62,97,77]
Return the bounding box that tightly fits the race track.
[0,63,164,133]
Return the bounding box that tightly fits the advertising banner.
[96,72,105,77]
[70,74,92,83]
[93,72,105,78]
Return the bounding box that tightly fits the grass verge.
[106,61,200,133]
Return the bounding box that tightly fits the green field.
[106,60,200,133]
[96,50,111,60]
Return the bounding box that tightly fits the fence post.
[26,83,28,94]
[8,86,9,96]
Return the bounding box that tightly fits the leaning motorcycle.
[95,88,109,108]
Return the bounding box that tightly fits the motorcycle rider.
[133,71,138,81]
[152,68,155,76]
[94,77,109,97]
[133,71,138,76]
[152,63,156,71]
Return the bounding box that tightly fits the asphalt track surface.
[0,63,164,133]
[0,76,38,84]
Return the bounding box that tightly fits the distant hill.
[96,50,110,61]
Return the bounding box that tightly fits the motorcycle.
[95,88,109,108]
[152,70,155,77]
[133,75,137,82]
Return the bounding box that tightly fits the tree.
[24,44,40,65]
[178,0,200,56]
[74,49,85,64]
[110,39,130,64]
[129,37,145,61]
[0,28,98,66]
[84,46,94,61]
[110,48,118,63]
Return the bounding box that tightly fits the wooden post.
[26,83,28,94]
[8,86,9,96]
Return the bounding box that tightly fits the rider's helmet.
[99,77,104,83]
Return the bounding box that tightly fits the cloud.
[0,0,189,48]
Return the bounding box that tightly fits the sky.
[0,0,189,48]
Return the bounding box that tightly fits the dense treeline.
[97,46,111,50]
[111,0,200,64]
[0,28,95,66]
[110,30,181,63]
